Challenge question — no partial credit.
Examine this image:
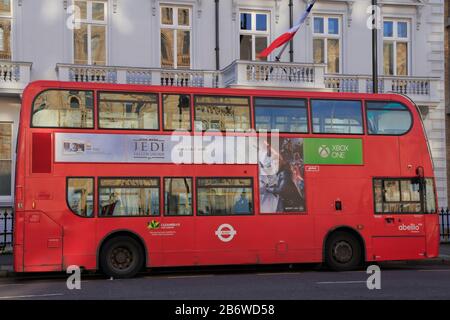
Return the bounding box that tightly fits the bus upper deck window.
[194,96,251,131]
[163,94,191,131]
[32,90,94,128]
[67,177,94,217]
[311,100,363,134]
[99,92,159,130]
[255,98,308,133]
[366,101,412,135]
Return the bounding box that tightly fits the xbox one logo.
[318,145,330,158]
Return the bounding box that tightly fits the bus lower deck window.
[99,178,160,216]
[197,178,253,216]
[164,178,193,216]
[373,178,436,214]
[67,177,94,217]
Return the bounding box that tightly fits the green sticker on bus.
[304,138,363,165]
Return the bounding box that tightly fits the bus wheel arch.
[323,226,366,271]
[97,230,148,278]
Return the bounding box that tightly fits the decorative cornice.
[274,0,281,24]
[415,5,423,30]
[197,0,202,18]
[232,0,237,21]
[303,0,355,27]
[346,1,353,27]
[113,0,118,14]
[151,0,157,16]
[379,1,426,31]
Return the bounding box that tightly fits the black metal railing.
[0,207,13,254]
[440,208,450,243]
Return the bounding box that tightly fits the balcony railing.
[0,61,32,94]
[56,64,221,88]
[324,74,440,104]
[221,60,326,89]
[56,62,440,105]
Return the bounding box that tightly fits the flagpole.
[372,0,378,94]
[275,41,290,62]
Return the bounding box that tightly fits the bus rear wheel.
[100,236,144,278]
[325,231,362,271]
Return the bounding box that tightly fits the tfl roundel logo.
[215,224,237,242]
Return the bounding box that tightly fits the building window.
[73,0,107,65]
[160,6,191,69]
[67,177,94,217]
[313,16,341,74]
[0,122,12,196]
[99,178,160,217]
[0,0,12,60]
[239,11,269,61]
[383,20,410,76]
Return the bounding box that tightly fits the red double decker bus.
[13,80,440,278]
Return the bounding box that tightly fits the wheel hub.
[333,241,353,264]
[111,247,133,270]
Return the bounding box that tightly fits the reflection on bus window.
[99,178,160,216]
[164,178,192,216]
[373,178,436,214]
[163,94,191,130]
[99,92,159,130]
[311,100,363,134]
[366,102,412,135]
[67,178,94,217]
[197,178,253,216]
[194,96,250,131]
[255,98,308,133]
[32,90,94,128]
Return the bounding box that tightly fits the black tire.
[325,231,363,271]
[100,236,144,278]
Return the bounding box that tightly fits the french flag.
[259,0,317,58]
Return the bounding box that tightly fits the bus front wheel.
[100,236,144,278]
[325,231,362,271]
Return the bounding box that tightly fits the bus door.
[24,130,64,271]
[371,177,433,261]
[159,177,196,266]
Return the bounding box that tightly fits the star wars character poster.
[259,138,305,213]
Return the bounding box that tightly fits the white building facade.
[0,0,446,208]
